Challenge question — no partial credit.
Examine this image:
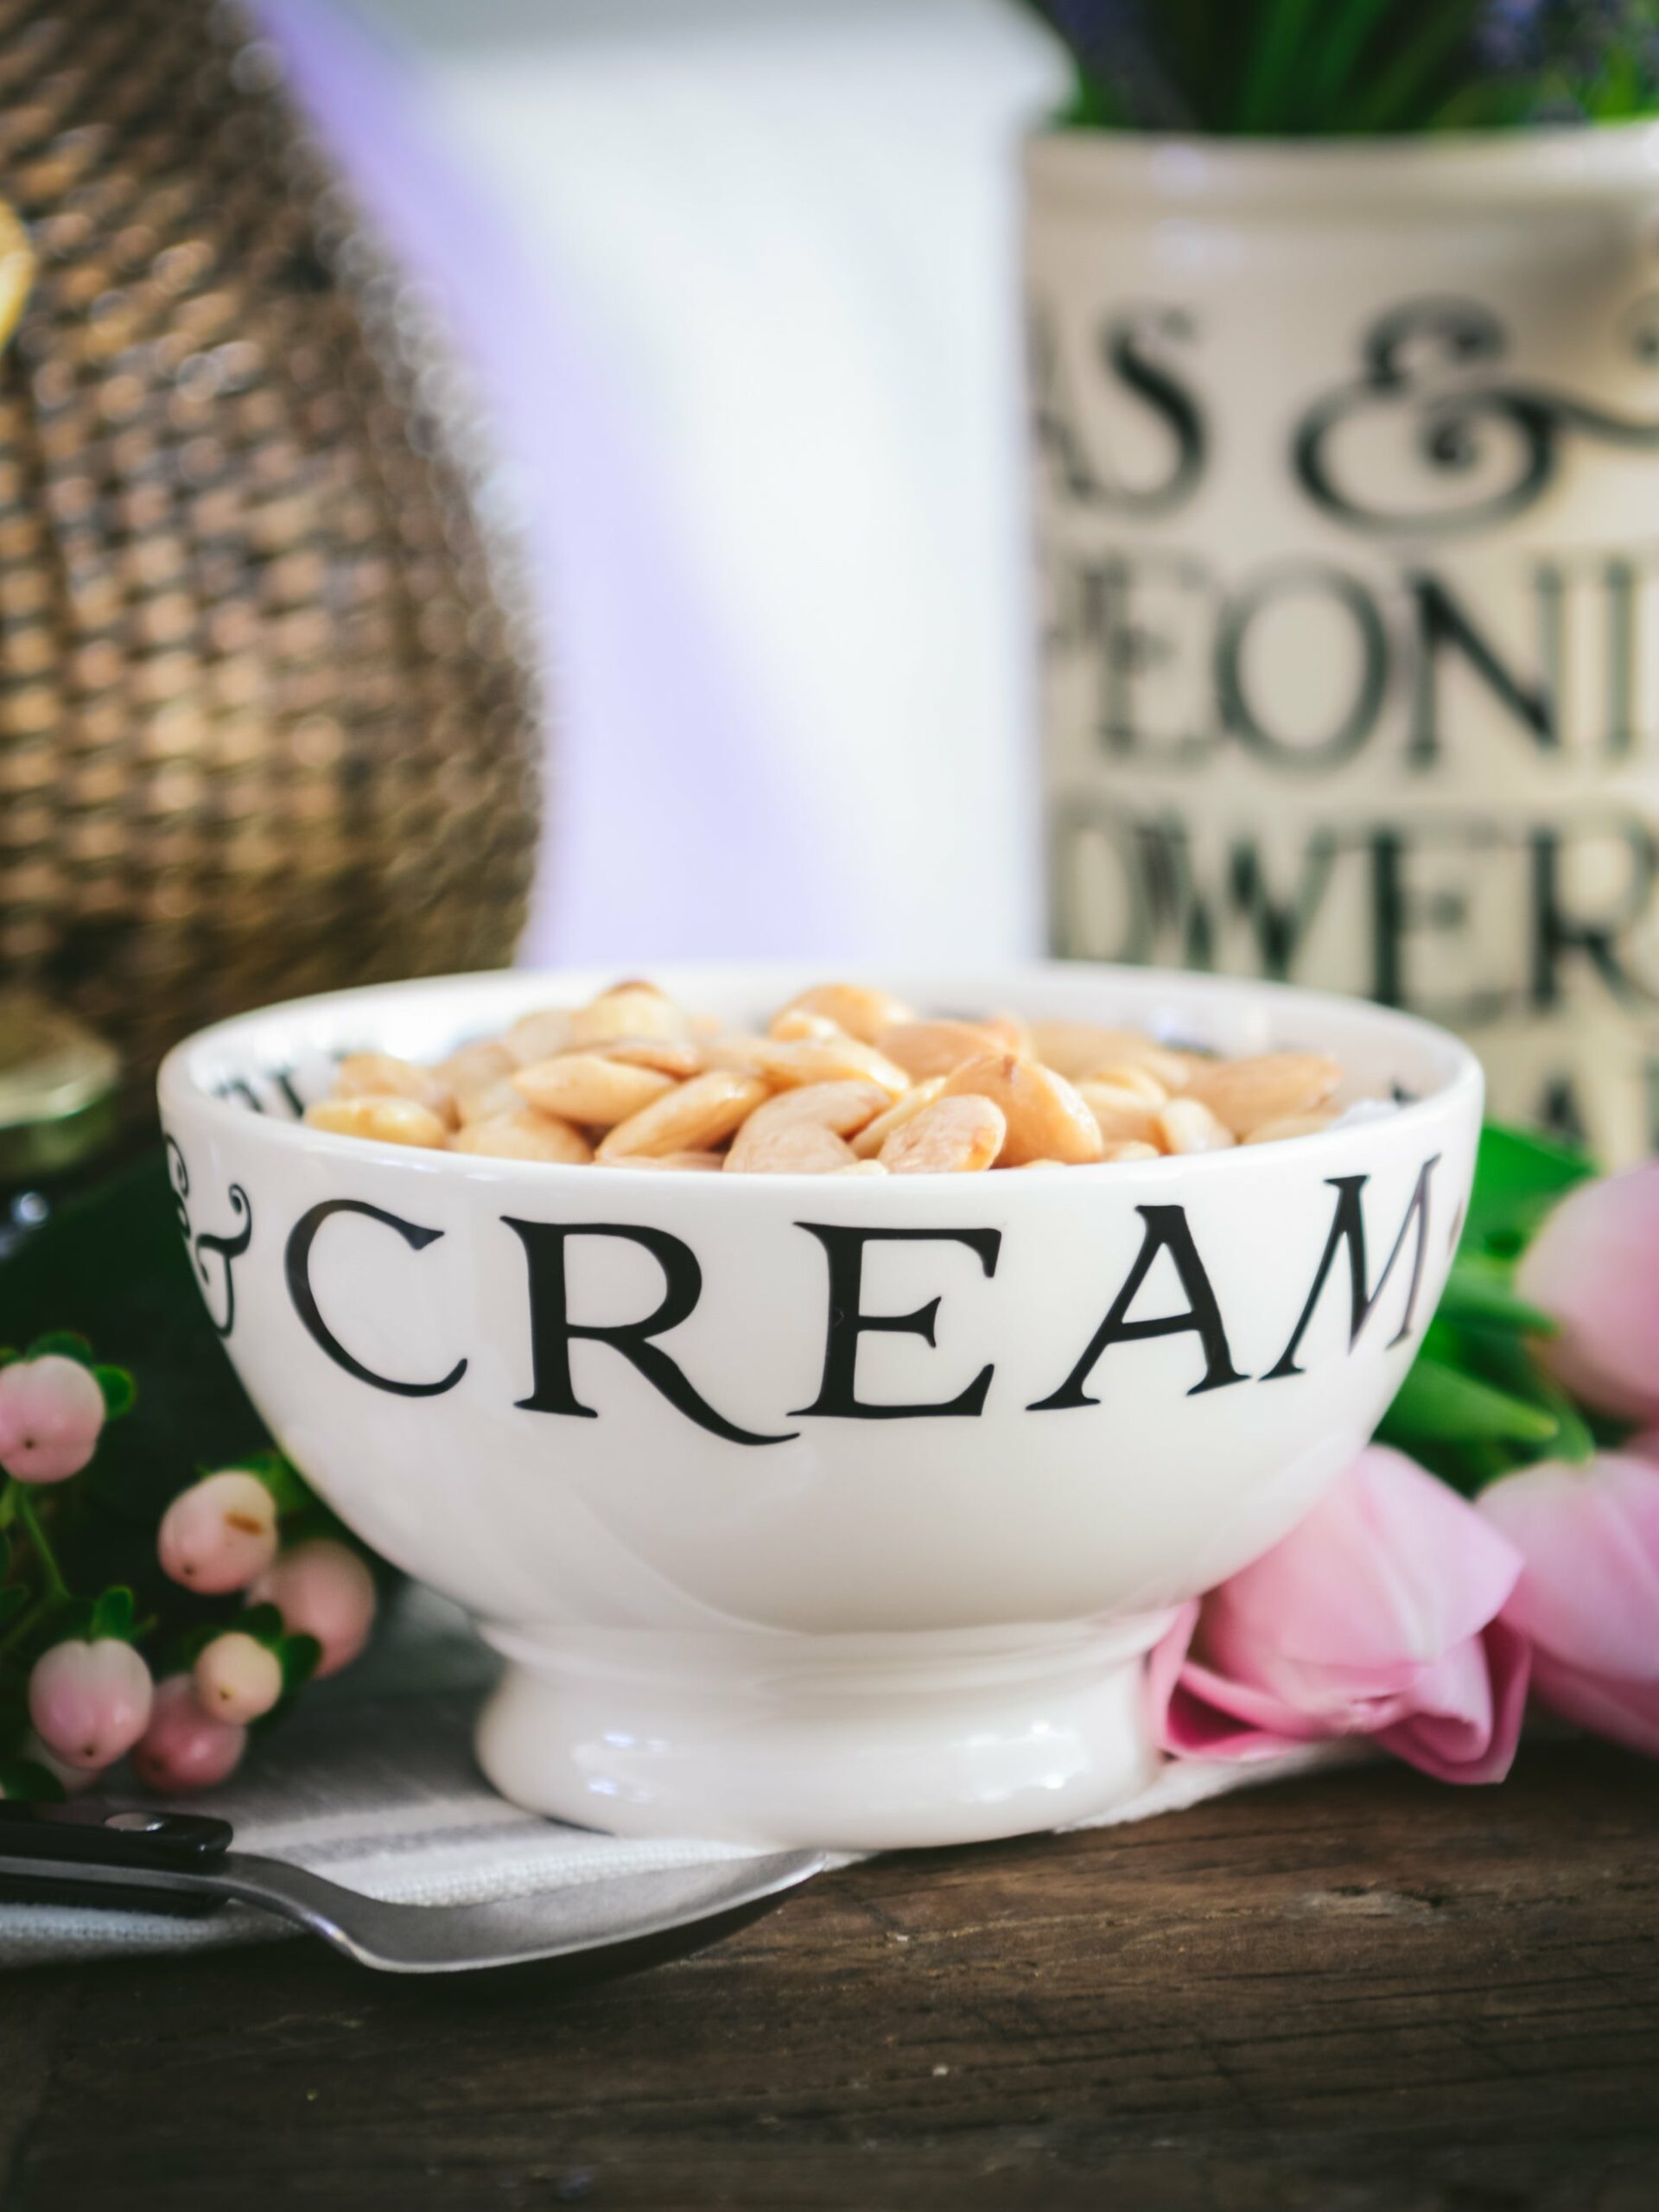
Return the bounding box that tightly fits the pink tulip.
[1478,1453,1659,1758]
[130,1676,247,1795]
[157,1471,279,1593]
[248,1539,375,1678]
[1148,1447,1530,1783]
[28,1638,153,1772]
[0,1356,105,1484]
[1516,1164,1659,1421]
[194,1631,283,1725]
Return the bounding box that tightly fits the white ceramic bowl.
[159,963,1482,1849]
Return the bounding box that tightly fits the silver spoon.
[0,1801,827,1974]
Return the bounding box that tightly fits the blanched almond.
[513,1053,675,1127]
[505,1007,575,1065]
[724,1122,857,1174]
[1154,1097,1236,1154]
[433,1039,516,1103]
[595,1035,704,1078]
[568,982,690,1048]
[1030,1021,1196,1091]
[1102,1140,1162,1163]
[850,1075,947,1158]
[333,1052,457,1128]
[835,1159,889,1175]
[768,1008,844,1043]
[776,982,915,1044]
[456,1074,524,1127]
[1077,1081,1162,1146]
[1077,1062,1166,1104]
[939,1052,1103,1166]
[1181,1052,1341,1139]
[878,1020,1007,1083]
[727,1080,890,1152]
[978,1012,1032,1056]
[880,1094,1006,1174]
[1243,1110,1339,1146]
[305,1096,450,1149]
[451,1112,593,1164]
[699,1033,771,1075]
[753,1036,910,1100]
[598,1071,770,1159]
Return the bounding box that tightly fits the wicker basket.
[0,0,540,1106]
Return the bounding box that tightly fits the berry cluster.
[0,1338,376,1799]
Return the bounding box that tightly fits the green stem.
[0,1588,66,1657]
[13,1491,67,1602]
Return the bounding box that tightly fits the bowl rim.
[157,960,1485,1189]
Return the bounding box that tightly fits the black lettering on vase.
[791,1224,1002,1420]
[1266,1158,1438,1380]
[1294,297,1659,539]
[1030,302,1205,518]
[505,1220,794,1447]
[1216,560,1389,771]
[1029,1205,1245,1410]
[165,1133,252,1340]
[285,1199,467,1397]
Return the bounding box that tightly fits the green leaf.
[240,1604,284,1645]
[1380,1353,1562,1447]
[89,1586,135,1643]
[24,1331,92,1365]
[92,1365,136,1420]
[1460,1124,1597,1261]
[276,1631,321,1695]
[0,1758,64,1802]
[1436,1260,1557,1337]
[0,1586,28,1630]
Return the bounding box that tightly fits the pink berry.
[19,1734,97,1797]
[248,1539,376,1678]
[194,1631,283,1725]
[131,1676,246,1795]
[157,1471,279,1593]
[28,1639,153,1772]
[0,1356,106,1484]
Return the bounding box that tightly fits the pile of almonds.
[303,980,1348,1175]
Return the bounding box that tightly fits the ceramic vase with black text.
[1028,125,1659,1161]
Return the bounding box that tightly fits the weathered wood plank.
[7,1739,1657,2211]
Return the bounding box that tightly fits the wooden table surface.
[1,1738,1655,2212]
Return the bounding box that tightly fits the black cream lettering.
[505,1219,795,1447]
[1266,1159,1439,1380]
[285,1199,467,1398]
[791,1224,1001,1420]
[1030,1205,1245,1410]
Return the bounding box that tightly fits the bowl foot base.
[473,1618,1170,1851]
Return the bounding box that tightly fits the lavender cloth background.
[255,0,880,968]
[263,0,858,969]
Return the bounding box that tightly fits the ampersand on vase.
[164,1134,252,1340]
[1293,296,1659,537]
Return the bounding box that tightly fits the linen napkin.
[0,1588,1349,1969]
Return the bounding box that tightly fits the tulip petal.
[1202,1448,1522,1690]
[1479,1455,1659,1684]
[1529,1649,1659,1758]
[1516,1166,1659,1421]
[1376,1620,1529,1784]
